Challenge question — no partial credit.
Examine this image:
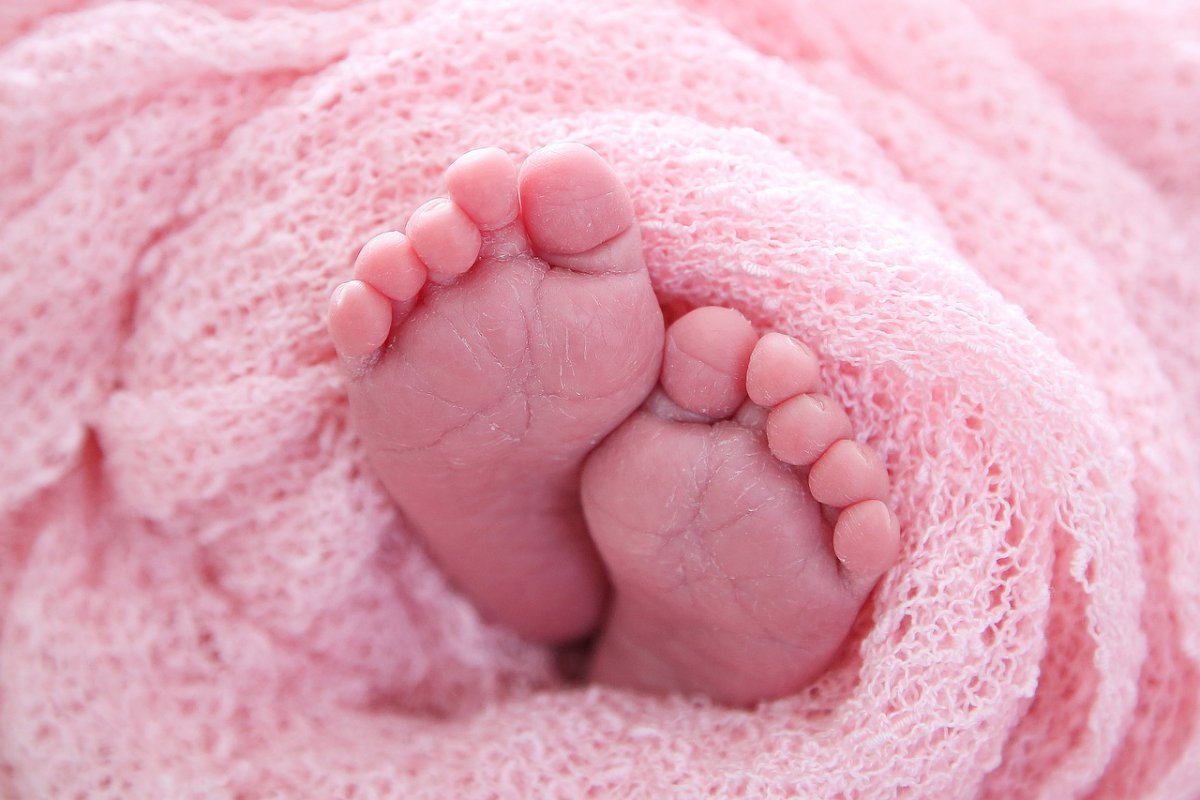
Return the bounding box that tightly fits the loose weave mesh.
[1,1,1198,798]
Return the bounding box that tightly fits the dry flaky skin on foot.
[329,144,665,642]
[582,307,899,706]
[330,145,899,704]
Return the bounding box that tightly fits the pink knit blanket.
[2,1,1198,797]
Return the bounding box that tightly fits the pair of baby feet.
[328,144,900,706]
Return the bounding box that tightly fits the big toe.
[517,143,643,274]
[660,306,758,419]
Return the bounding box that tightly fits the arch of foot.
[660,306,900,582]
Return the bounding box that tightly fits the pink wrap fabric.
[2,1,1199,797]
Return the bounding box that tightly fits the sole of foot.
[328,144,665,642]
[581,306,900,706]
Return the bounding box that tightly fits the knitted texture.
[1,1,1198,798]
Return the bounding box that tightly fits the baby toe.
[352,231,427,302]
[765,393,853,466]
[661,306,758,419]
[445,147,519,231]
[405,197,481,283]
[833,499,901,583]
[517,142,642,274]
[808,439,890,507]
[328,279,392,359]
[746,332,822,407]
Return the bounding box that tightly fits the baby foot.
[328,144,664,642]
[581,307,900,705]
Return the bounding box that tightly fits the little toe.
[808,439,890,507]
[746,332,822,407]
[517,142,643,275]
[352,231,427,302]
[328,279,392,359]
[765,393,853,466]
[834,500,901,583]
[405,197,482,283]
[445,147,519,231]
[661,306,758,419]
